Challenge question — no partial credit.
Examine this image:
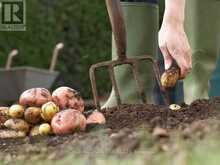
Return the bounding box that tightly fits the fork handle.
[106,0,127,60]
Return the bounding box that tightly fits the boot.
[184,0,220,103]
[102,2,159,108]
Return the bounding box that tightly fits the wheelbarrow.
[0,43,64,102]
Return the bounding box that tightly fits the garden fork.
[89,0,169,111]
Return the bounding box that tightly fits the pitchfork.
[89,0,169,111]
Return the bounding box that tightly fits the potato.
[86,111,106,124]
[29,125,40,136]
[51,109,84,135]
[41,101,59,122]
[0,107,9,127]
[4,119,30,132]
[78,114,87,131]
[39,123,52,135]
[19,88,52,107]
[0,129,26,139]
[52,87,84,112]
[24,107,41,124]
[161,66,180,88]
[9,104,24,118]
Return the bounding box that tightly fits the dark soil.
[1,97,220,161]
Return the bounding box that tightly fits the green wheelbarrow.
[0,43,64,102]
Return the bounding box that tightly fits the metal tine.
[108,66,122,105]
[89,66,101,111]
[131,62,147,103]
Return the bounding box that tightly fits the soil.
[1,97,220,161]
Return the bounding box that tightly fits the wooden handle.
[5,49,18,70]
[106,0,127,60]
[49,42,64,72]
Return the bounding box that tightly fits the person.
[102,0,220,108]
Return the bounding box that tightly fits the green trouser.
[102,2,159,108]
[184,0,220,103]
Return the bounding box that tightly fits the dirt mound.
[103,98,219,130]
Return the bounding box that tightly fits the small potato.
[86,111,106,124]
[19,88,52,107]
[78,114,87,131]
[39,123,52,135]
[4,119,30,133]
[41,101,59,122]
[51,109,83,135]
[0,107,10,126]
[52,87,84,112]
[29,125,40,136]
[161,66,180,88]
[24,107,41,124]
[0,129,26,139]
[9,104,24,118]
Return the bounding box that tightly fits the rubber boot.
[184,0,220,104]
[102,2,159,108]
[209,50,220,97]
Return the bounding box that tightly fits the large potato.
[4,119,30,132]
[0,129,26,139]
[9,104,24,118]
[41,101,59,122]
[19,88,52,107]
[24,107,41,124]
[52,87,84,112]
[0,107,9,127]
[86,111,106,124]
[51,109,85,135]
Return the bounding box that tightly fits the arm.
[159,0,192,79]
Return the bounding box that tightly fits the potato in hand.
[161,66,180,88]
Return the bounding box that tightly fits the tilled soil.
[1,97,220,161]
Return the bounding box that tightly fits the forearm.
[163,0,185,26]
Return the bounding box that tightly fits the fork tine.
[131,62,147,103]
[108,66,122,105]
[89,65,101,111]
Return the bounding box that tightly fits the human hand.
[159,21,192,79]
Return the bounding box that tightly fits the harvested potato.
[41,101,59,122]
[19,88,52,107]
[161,66,180,88]
[52,87,84,112]
[29,125,40,136]
[39,123,52,135]
[51,109,84,135]
[86,111,106,124]
[4,119,30,132]
[24,107,41,124]
[0,129,26,139]
[0,107,9,127]
[9,104,24,118]
[78,113,87,131]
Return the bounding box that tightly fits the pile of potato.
[0,87,106,138]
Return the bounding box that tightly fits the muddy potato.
[0,107,9,127]
[0,129,26,139]
[39,123,52,135]
[52,87,84,112]
[86,111,106,124]
[41,101,59,122]
[4,119,30,132]
[78,113,87,131]
[9,104,24,118]
[19,88,52,107]
[161,66,180,88]
[24,107,41,124]
[29,125,40,136]
[51,109,83,135]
